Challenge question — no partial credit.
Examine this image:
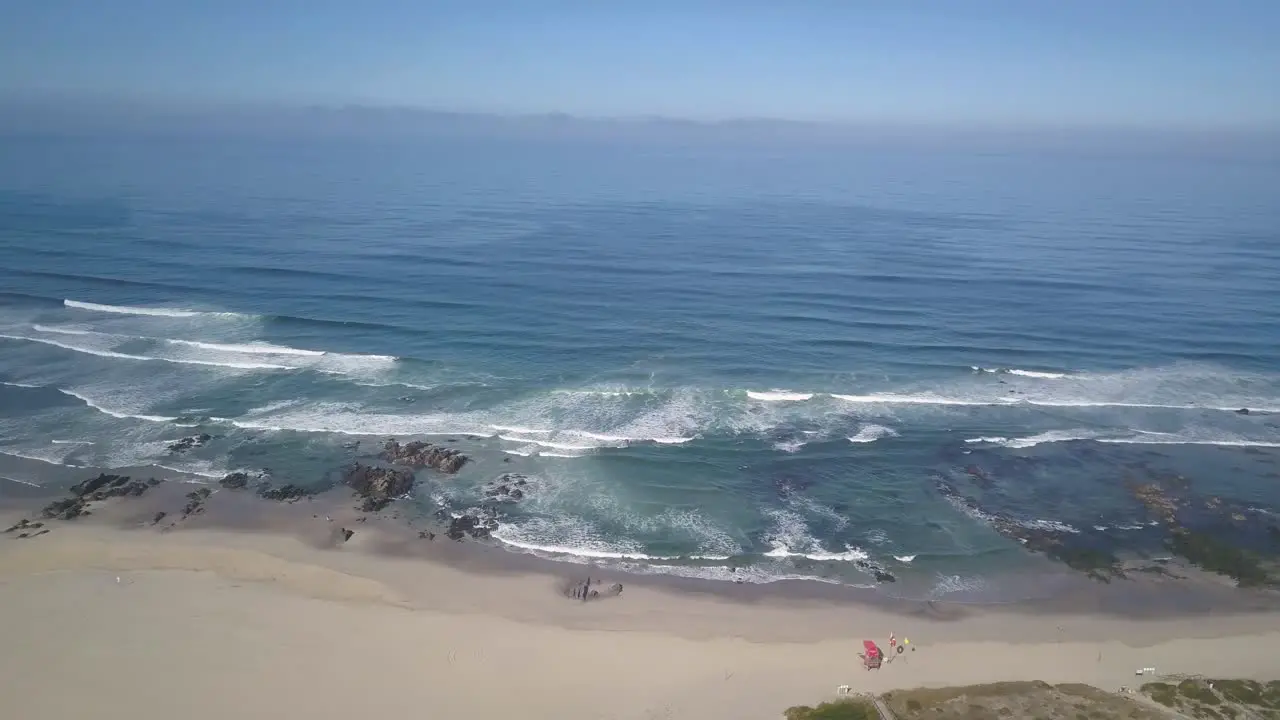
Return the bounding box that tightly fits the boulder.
[340,528,355,542]
[219,472,249,489]
[380,439,469,474]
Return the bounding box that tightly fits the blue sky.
[2,0,1278,127]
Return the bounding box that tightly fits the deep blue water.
[2,135,1278,599]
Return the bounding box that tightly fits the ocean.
[2,134,1278,601]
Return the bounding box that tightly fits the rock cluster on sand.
[181,488,213,518]
[37,473,161,521]
[380,439,468,474]
[259,483,310,502]
[166,434,212,454]
[3,518,48,539]
[562,577,625,602]
[343,463,415,512]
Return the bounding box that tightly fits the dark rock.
[339,528,354,542]
[41,497,87,520]
[219,472,249,489]
[166,433,212,454]
[380,439,469,474]
[151,511,167,525]
[482,474,530,503]
[344,463,415,512]
[181,490,211,518]
[147,477,162,486]
[1237,408,1250,415]
[260,484,310,502]
[4,518,38,533]
[69,473,130,498]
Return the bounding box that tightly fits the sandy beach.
[2,487,1279,720]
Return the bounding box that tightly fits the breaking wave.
[972,366,1069,379]
[64,299,238,318]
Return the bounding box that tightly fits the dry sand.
[2,503,1279,720]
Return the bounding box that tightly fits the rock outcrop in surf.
[166,434,212,454]
[343,462,415,512]
[381,439,468,474]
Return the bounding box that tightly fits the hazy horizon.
[3,2,1278,131]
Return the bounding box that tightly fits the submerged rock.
[482,474,529,503]
[1166,529,1273,587]
[381,439,469,474]
[343,463,415,512]
[445,508,499,541]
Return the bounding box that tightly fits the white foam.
[497,435,596,451]
[929,574,988,599]
[489,425,552,435]
[0,449,85,468]
[832,393,1014,406]
[773,439,807,453]
[0,381,41,389]
[848,424,897,443]
[965,429,1280,449]
[490,517,658,560]
[64,299,233,318]
[763,509,868,562]
[504,448,535,457]
[747,390,814,402]
[58,388,177,423]
[894,555,916,563]
[153,463,225,480]
[764,544,871,562]
[51,439,94,445]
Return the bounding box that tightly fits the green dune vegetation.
[784,679,1280,720]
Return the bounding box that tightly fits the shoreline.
[3,452,1280,626]
[2,464,1278,632]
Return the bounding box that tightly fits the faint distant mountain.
[1,94,1275,159]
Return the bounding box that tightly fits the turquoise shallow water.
[1,135,1279,599]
